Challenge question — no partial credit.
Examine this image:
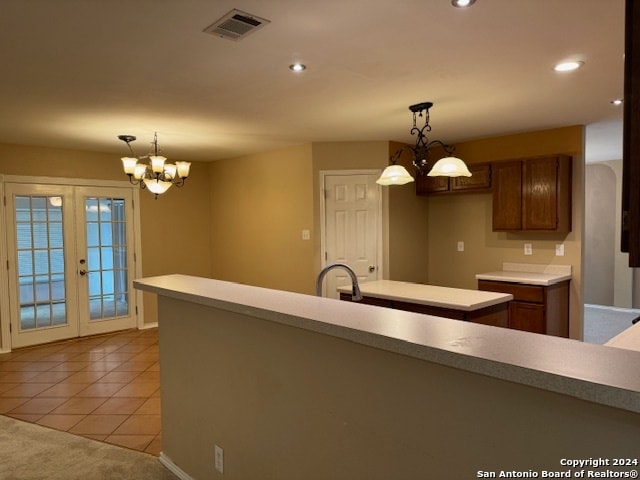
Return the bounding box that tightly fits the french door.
[5,183,137,348]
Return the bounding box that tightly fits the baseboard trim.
[139,322,158,330]
[159,453,193,480]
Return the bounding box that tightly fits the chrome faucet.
[316,262,363,301]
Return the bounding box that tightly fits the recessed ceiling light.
[451,0,476,7]
[553,61,584,72]
[611,98,624,106]
[289,63,306,72]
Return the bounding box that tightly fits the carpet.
[583,304,640,344]
[0,415,179,480]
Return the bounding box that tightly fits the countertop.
[475,262,572,286]
[135,274,640,414]
[337,279,512,311]
[606,320,640,353]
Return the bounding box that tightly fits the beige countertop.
[135,274,640,414]
[606,320,640,352]
[337,279,512,311]
[476,262,572,286]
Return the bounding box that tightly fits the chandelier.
[118,132,191,198]
[377,102,471,185]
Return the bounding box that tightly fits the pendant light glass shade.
[427,157,472,177]
[143,178,173,195]
[376,164,415,185]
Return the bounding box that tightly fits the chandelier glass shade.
[118,132,191,198]
[377,102,471,186]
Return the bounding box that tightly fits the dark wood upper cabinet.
[416,174,449,194]
[492,155,572,232]
[621,0,640,266]
[451,163,491,191]
[416,163,491,195]
[523,156,572,231]
[492,161,522,230]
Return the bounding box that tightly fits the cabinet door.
[522,157,559,230]
[492,161,522,230]
[509,301,545,334]
[451,163,491,191]
[416,174,449,195]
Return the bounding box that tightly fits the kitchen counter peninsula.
[338,279,512,327]
[134,275,640,480]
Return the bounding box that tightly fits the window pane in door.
[85,197,129,321]
[15,195,67,331]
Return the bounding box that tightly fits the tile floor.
[0,328,162,455]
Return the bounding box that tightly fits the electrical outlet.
[555,244,565,256]
[215,445,224,474]
[524,243,533,256]
[457,241,464,252]
[301,229,310,240]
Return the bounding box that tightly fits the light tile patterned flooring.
[0,328,162,455]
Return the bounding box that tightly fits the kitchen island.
[477,263,572,336]
[338,279,512,327]
[134,274,640,480]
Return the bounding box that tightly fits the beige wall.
[208,140,430,296]
[0,124,587,338]
[426,126,585,338]
[311,141,429,284]
[386,142,429,283]
[208,144,316,294]
[584,163,617,305]
[601,160,634,308]
[158,295,640,480]
[0,142,212,329]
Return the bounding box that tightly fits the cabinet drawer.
[477,280,544,303]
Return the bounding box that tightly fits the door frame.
[319,169,384,285]
[0,175,144,352]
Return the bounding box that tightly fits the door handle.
[369,265,376,273]
[79,269,87,276]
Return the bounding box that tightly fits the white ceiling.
[0,0,625,163]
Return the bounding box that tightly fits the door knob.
[369,265,376,273]
[79,269,87,276]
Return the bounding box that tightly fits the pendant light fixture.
[118,132,191,198]
[377,102,471,186]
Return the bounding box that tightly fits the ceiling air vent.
[203,9,270,41]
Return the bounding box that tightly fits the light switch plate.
[302,229,310,240]
[524,243,533,255]
[215,445,224,474]
[555,244,565,256]
[457,241,464,252]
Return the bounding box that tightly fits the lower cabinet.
[477,280,570,337]
[339,293,509,328]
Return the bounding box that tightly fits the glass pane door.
[16,195,66,329]
[85,197,129,320]
[6,185,79,348]
[76,188,136,336]
[5,183,137,348]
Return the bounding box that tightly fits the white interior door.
[5,183,136,348]
[321,172,382,298]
